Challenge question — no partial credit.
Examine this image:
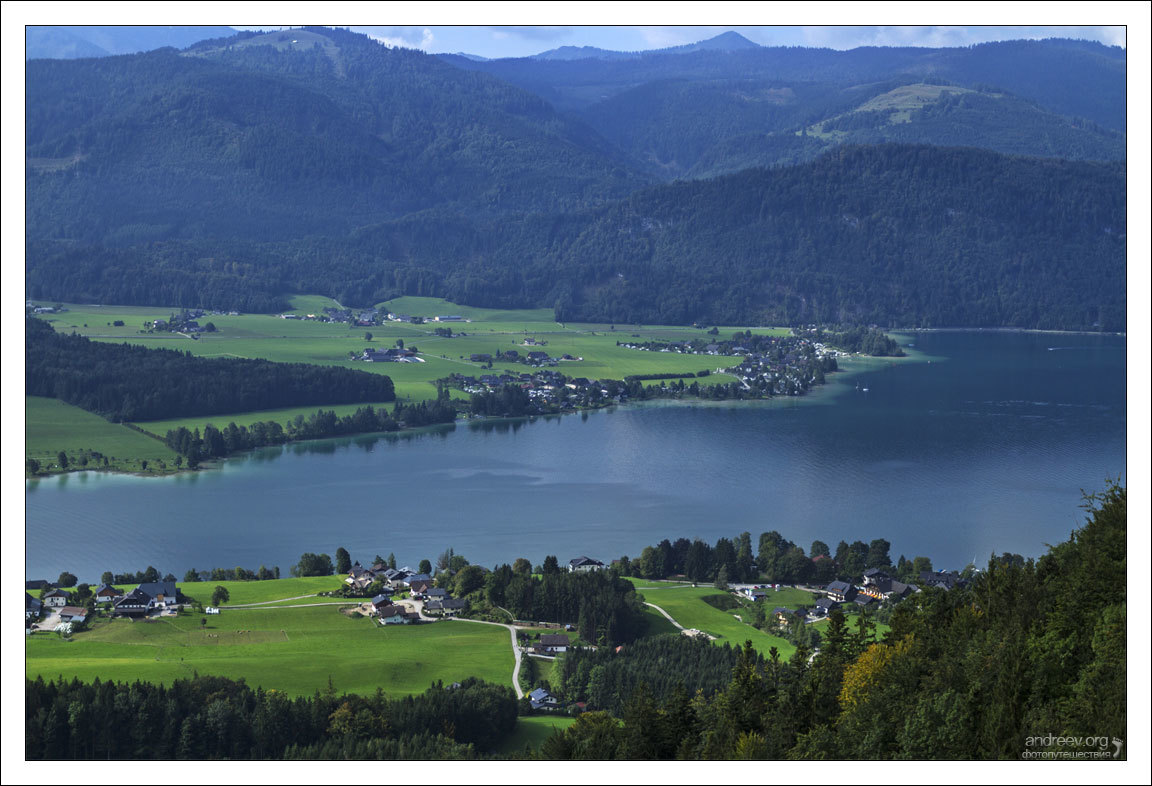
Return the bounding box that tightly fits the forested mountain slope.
[27,145,1125,330]
[26,26,649,247]
[579,79,1124,179]
[25,30,1126,330]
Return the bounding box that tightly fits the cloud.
[486,26,571,42]
[358,26,435,51]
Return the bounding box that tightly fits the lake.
[24,331,1126,582]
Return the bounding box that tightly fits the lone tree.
[57,451,68,469]
[211,586,230,606]
[364,332,373,342]
[57,571,78,588]
[335,547,352,574]
[542,555,560,575]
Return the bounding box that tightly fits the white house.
[568,556,604,573]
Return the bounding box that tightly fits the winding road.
[643,601,684,630]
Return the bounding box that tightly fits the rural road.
[450,617,524,700]
[643,601,684,630]
[226,594,337,608]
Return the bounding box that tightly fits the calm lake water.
[25,331,1126,582]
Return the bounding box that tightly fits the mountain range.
[24,27,1127,330]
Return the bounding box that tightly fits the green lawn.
[494,715,577,756]
[26,606,512,697]
[628,579,821,659]
[179,576,345,605]
[25,396,180,474]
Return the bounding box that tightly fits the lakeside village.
[26,554,965,712]
[359,331,856,415]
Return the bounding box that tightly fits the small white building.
[568,556,605,573]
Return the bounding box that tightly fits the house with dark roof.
[424,597,468,616]
[26,593,42,620]
[440,598,467,614]
[376,604,417,625]
[919,570,963,590]
[825,581,857,602]
[136,581,180,606]
[813,597,839,616]
[407,580,432,596]
[426,588,449,600]
[534,633,570,654]
[529,687,559,711]
[43,588,71,608]
[111,582,180,616]
[742,587,769,601]
[568,556,604,573]
[859,575,917,601]
[112,587,153,616]
[772,606,801,625]
[94,584,124,603]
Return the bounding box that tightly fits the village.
[25,551,965,714]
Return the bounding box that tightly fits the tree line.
[618,530,939,586]
[161,399,457,464]
[26,317,395,422]
[25,675,517,760]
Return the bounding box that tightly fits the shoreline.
[894,327,1125,338]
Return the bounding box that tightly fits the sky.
[236,25,1127,60]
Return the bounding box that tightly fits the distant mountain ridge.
[532,31,760,61]
[438,37,1126,132]
[26,26,237,60]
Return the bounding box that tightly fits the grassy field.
[628,580,815,659]
[26,605,512,697]
[178,576,345,605]
[28,296,839,476]
[32,297,795,451]
[25,396,180,474]
[494,715,577,755]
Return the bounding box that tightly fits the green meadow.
[177,576,345,605]
[494,715,578,755]
[25,396,180,474]
[629,580,824,659]
[25,606,512,698]
[32,297,794,452]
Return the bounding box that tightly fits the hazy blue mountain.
[439,38,1126,131]
[532,31,760,61]
[26,26,237,60]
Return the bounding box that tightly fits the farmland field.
[31,297,795,452]
[25,605,512,697]
[629,579,812,659]
[25,396,180,472]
